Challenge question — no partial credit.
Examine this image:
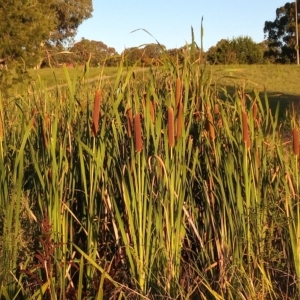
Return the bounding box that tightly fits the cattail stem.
[92,90,102,136]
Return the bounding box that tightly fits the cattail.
[126,108,133,138]
[168,106,175,148]
[206,112,215,141]
[175,78,182,107]
[177,101,183,140]
[242,110,251,149]
[293,127,299,156]
[134,113,142,152]
[92,90,102,136]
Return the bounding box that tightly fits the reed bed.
[0,44,299,300]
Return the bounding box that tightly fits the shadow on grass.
[217,84,300,122]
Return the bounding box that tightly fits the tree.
[206,37,263,64]
[69,39,118,67]
[122,47,144,66]
[231,36,263,64]
[206,39,234,64]
[0,0,56,68]
[142,44,166,66]
[49,0,93,47]
[166,48,185,65]
[0,0,93,68]
[264,1,300,63]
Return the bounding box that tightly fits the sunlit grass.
[208,64,300,96]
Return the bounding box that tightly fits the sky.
[75,0,287,53]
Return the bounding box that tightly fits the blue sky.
[75,0,286,53]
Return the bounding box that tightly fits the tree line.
[0,0,299,71]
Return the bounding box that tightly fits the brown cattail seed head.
[293,127,299,156]
[134,113,143,152]
[242,110,251,149]
[168,106,175,148]
[92,90,102,136]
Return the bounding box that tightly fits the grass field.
[1,53,300,299]
[26,63,300,96]
[210,64,300,96]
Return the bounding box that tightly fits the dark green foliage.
[0,0,56,68]
[264,1,300,63]
[206,36,263,64]
[0,0,93,94]
[0,0,93,68]
[49,0,93,47]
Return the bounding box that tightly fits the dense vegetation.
[1,1,300,299]
[205,36,264,64]
[0,41,300,299]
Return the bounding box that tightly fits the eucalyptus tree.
[0,0,93,69]
[0,0,56,68]
[264,0,300,63]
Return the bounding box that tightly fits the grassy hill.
[27,63,300,96]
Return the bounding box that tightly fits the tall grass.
[0,38,300,300]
